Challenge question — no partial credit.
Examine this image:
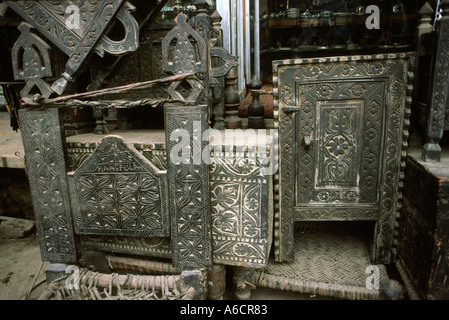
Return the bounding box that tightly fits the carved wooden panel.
[68,136,169,237]
[295,82,386,213]
[398,155,449,299]
[66,138,169,259]
[6,0,139,95]
[65,134,273,267]
[273,53,414,263]
[210,139,273,268]
[79,234,172,258]
[162,13,206,103]
[18,108,77,263]
[11,22,53,99]
[165,103,212,269]
[99,27,172,101]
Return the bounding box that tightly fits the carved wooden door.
[274,53,414,264]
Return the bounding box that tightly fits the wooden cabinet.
[273,53,414,263]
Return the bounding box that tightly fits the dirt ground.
[0,233,49,300]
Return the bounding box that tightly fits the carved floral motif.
[273,54,413,263]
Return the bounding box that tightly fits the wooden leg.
[207,264,226,300]
[233,267,256,300]
[181,269,208,300]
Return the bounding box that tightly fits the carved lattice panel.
[19,108,77,263]
[68,136,169,237]
[274,53,414,263]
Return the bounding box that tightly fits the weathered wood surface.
[398,151,449,299]
[273,53,414,263]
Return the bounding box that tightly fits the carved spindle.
[93,108,109,135]
[422,0,449,162]
[193,0,211,107]
[224,67,242,129]
[417,2,434,40]
[414,2,434,101]
[247,75,265,129]
[211,9,226,130]
[410,2,434,145]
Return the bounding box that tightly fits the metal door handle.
[303,135,313,148]
[283,105,300,113]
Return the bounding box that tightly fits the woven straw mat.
[264,228,372,287]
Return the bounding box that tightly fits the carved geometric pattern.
[18,108,76,263]
[66,136,273,266]
[79,234,172,258]
[68,136,169,237]
[296,82,384,208]
[430,19,449,137]
[66,140,167,172]
[141,30,171,82]
[167,78,204,103]
[6,0,139,95]
[210,143,272,268]
[11,22,53,99]
[93,2,139,57]
[165,103,212,269]
[424,16,449,161]
[162,13,206,103]
[273,53,414,263]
